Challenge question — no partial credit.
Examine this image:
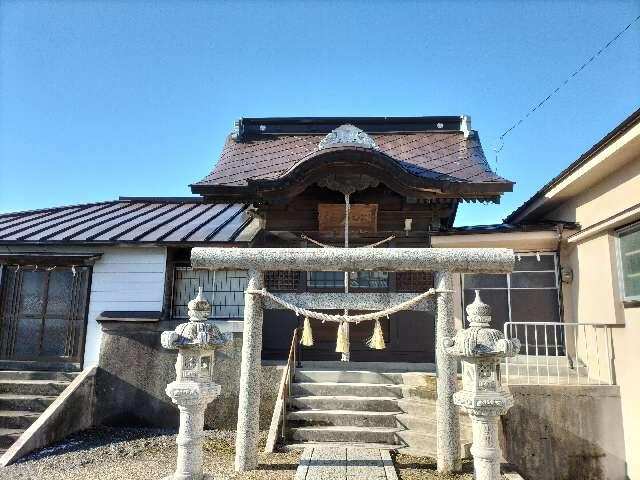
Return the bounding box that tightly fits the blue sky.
[1,0,638,226]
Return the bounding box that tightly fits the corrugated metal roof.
[0,199,259,245]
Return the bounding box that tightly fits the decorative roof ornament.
[318,124,379,150]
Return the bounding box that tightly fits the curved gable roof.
[191,116,513,201]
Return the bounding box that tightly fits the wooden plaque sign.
[318,203,378,233]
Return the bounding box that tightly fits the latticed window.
[396,271,434,292]
[265,271,300,291]
[172,267,247,319]
[0,265,91,363]
[307,271,389,289]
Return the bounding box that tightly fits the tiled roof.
[194,131,510,188]
[0,199,260,245]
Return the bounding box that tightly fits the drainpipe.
[556,224,565,324]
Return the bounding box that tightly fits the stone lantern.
[161,287,228,480]
[444,290,520,480]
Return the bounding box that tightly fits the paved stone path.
[294,447,398,480]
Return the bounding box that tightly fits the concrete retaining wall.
[0,367,97,466]
[504,384,626,480]
[95,319,281,430]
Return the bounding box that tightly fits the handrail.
[280,327,299,439]
[264,326,299,453]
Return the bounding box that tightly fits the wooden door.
[0,266,90,365]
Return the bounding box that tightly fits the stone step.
[0,370,78,382]
[292,382,402,398]
[290,396,400,412]
[396,398,436,417]
[0,410,41,430]
[400,372,437,387]
[0,428,24,449]
[288,425,401,444]
[401,382,443,401]
[294,370,404,385]
[283,441,403,452]
[0,379,69,396]
[0,394,56,412]
[287,409,398,428]
[395,429,437,456]
[394,413,473,439]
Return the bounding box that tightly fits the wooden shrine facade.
[187,116,513,362]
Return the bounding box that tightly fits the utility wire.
[494,13,640,165]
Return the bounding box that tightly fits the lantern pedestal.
[444,290,520,480]
[161,287,229,480]
[162,381,222,480]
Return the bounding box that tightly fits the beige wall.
[539,149,640,478]
[548,154,640,226]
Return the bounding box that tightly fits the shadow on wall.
[502,385,627,480]
[94,320,280,430]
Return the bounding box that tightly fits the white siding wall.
[0,245,167,368]
[84,247,167,366]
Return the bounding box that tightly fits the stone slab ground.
[295,447,398,480]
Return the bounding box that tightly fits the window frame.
[615,220,640,304]
[0,263,93,367]
[461,251,561,326]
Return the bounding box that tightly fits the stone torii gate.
[191,247,514,473]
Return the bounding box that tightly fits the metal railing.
[503,322,615,385]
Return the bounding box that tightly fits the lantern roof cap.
[446,291,520,358]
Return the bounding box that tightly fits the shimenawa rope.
[245,287,451,324]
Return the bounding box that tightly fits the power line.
[494,13,640,163]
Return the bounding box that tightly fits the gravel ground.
[0,427,300,480]
[1,428,507,480]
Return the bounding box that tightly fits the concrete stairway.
[285,367,472,456]
[0,370,77,455]
[287,369,404,449]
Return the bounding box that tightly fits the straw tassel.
[300,317,314,346]
[335,321,350,353]
[367,319,386,350]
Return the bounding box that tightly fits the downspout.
[556,224,565,324]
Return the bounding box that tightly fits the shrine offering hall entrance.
[171,262,437,363]
[0,266,90,369]
[264,310,435,362]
